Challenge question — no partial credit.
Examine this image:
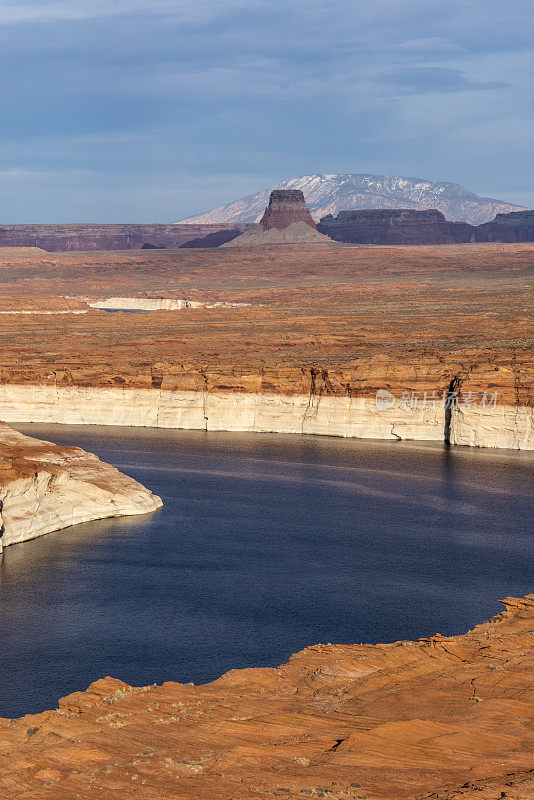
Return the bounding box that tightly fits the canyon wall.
[83,297,249,310]
[318,208,534,244]
[2,210,533,251]
[0,223,252,252]
[0,422,162,552]
[317,209,474,244]
[0,385,531,450]
[474,209,534,242]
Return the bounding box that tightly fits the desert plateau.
[2,2,533,798]
[0,210,533,800]
[0,241,531,449]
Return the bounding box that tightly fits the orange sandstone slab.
[0,596,532,799]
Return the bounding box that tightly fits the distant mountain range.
[178,173,527,226]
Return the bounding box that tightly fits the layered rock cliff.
[317,208,534,245]
[2,210,533,252]
[317,209,474,244]
[260,189,317,230]
[0,422,162,552]
[0,385,531,450]
[1,594,532,799]
[0,243,531,450]
[0,223,252,252]
[475,209,534,242]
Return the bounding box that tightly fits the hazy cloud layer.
[1,0,532,221]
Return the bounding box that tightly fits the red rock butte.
[260,189,317,230]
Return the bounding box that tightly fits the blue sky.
[1,0,533,222]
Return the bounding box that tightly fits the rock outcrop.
[0,223,252,252]
[259,189,317,230]
[220,191,332,247]
[0,422,162,552]
[317,209,474,244]
[475,209,534,242]
[1,594,532,799]
[220,221,333,247]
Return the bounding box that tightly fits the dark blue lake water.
[1,425,532,718]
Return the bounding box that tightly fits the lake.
[1,424,532,718]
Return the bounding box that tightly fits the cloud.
[379,67,508,95]
[0,0,248,24]
[0,0,532,220]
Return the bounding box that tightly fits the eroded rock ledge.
[0,385,531,449]
[1,595,532,799]
[0,422,162,551]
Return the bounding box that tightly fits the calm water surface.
[1,425,532,717]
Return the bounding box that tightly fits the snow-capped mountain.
[178,173,526,226]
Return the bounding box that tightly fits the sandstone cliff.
[475,209,534,242]
[0,385,531,450]
[317,208,534,245]
[317,209,474,244]
[1,595,532,799]
[0,422,162,552]
[0,243,531,450]
[0,223,252,252]
[260,189,317,230]
[2,210,533,252]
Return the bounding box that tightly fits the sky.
[1,0,533,222]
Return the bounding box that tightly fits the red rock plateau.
[317,209,534,245]
[0,595,532,799]
[260,189,318,230]
[0,223,252,252]
[2,209,533,252]
[317,210,473,245]
[0,242,532,406]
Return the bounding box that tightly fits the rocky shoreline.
[0,422,162,552]
[1,594,532,799]
[0,385,531,450]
